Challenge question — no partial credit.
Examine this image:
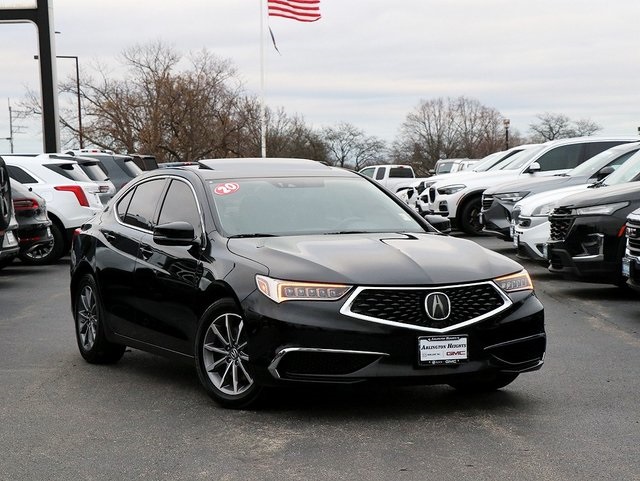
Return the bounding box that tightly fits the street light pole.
[34,54,84,148]
[503,118,510,150]
[56,55,83,148]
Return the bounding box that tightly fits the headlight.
[494,270,533,292]
[437,184,466,195]
[255,275,351,303]
[531,202,556,217]
[572,202,629,216]
[494,192,528,203]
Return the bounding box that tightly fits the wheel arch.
[455,190,485,224]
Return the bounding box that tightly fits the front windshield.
[570,145,639,177]
[470,151,503,172]
[501,145,546,170]
[210,176,425,237]
[602,150,640,186]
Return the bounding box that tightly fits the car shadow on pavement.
[79,349,539,417]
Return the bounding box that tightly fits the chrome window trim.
[268,347,389,380]
[114,175,206,236]
[339,281,513,334]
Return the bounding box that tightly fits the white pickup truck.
[359,164,415,192]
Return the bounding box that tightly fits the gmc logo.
[447,351,465,356]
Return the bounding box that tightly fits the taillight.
[13,198,39,211]
[54,185,89,207]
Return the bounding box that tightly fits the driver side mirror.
[595,166,614,181]
[525,162,541,174]
[153,221,196,246]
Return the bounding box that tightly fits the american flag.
[268,0,321,22]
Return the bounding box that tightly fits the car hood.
[557,182,640,209]
[483,174,582,196]
[227,233,522,285]
[432,170,518,189]
[516,185,589,216]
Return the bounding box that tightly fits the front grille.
[549,207,574,241]
[628,217,640,256]
[345,283,508,331]
[429,187,436,203]
[482,194,494,210]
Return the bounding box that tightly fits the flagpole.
[260,0,267,158]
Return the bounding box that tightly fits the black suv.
[547,181,640,286]
[623,208,640,291]
[65,150,143,191]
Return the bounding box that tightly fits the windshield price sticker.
[214,182,240,196]
[419,336,468,364]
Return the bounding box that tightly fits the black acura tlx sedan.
[70,158,546,408]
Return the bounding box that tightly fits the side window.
[584,141,624,161]
[360,167,374,178]
[375,167,386,180]
[535,144,582,171]
[604,150,637,172]
[7,165,38,184]
[116,188,134,219]
[157,179,202,232]
[121,178,166,230]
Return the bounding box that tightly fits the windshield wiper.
[228,233,279,238]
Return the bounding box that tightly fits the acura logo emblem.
[425,292,451,320]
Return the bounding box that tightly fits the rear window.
[78,161,110,181]
[389,167,413,178]
[44,163,93,182]
[119,158,144,177]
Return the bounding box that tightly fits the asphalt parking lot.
[0,235,638,481]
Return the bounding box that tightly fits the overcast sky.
[1,0,640,153]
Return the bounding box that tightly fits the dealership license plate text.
[419,336,468,364]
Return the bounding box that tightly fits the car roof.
[196,158,352,179]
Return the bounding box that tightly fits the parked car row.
[395,137,640,292]
[0,150,160,267]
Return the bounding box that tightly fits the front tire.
[195,299,262,408]
[73,274,125,364]
[459,197,483,235]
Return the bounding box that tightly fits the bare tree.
[394,96,505,172]
[321,122,387,169]
[572,118,603,137]
[529,112,602,142]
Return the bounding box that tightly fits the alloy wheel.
[76,284,98,351]
[202,313,254,396]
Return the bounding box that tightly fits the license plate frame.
[418,335,468,365]
[622,257,630,278]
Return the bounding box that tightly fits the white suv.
[426,137,640,234]
[3,155,105,263]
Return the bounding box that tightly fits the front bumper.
[514,216,550,262]
[241,288,545,387]
[481,199,515,239]
[624,255,640,292]
[547,215,627,284]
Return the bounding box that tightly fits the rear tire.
[449,372,519,392]
[20,222,64,265]
[73,274,125,364]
